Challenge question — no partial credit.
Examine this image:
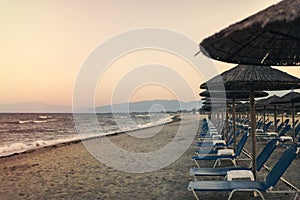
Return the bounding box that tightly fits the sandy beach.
[0,115,299,200]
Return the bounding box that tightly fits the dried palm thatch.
[271,91,300,104]
[202,99,226,105]
[256,94,283,109]
[201,104,212,112]
[199,90,268,99]
[200,65,300,91]
[199,0,300,66]
[201,98,240,105]
[256,94,282,105]
[202,97,226,103]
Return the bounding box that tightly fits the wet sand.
[0,115,299,200]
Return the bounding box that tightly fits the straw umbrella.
[199,90,268,99]
[202,97,227,131]
[256,95,282,131]
[202,97,238,146]
[200,90,268,150]
[202,96,230,144]
[201,101,224,121]
[198,0,300,66]
[271,91,300,141]
[200,64,300,179]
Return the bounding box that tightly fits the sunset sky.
[1,0,298,109]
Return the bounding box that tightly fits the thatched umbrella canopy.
[256,95,282,106]
[199,0,300,66]
[293,102,300,110]
[271,91,300,141]
[292,96,300,102]
[201,97,244,105]
[236,102,250,113]
[199,90,268,99]
[200,65,300,91]
[202,98,228,104]
[200,64,300,179]
[201,104,212,112]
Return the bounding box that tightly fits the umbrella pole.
[226,101,229,145]
[263,105,266,128]
[292,102,295,142]
[232,98,236,152]
[274,105,277,132]
[220,108,224,134]
[250,90,257,180]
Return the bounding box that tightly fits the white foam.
[0,138,80,157]
[18,120,32,124]
[0,142,28,156]
[38,115,52,119]
[38,116,48,119]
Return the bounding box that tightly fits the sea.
[0,113,173,157]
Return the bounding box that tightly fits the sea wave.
[38,115,52,119]
[18,120,33,124]
[0,138,80,157]
[17,119,56,124]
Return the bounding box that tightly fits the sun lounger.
[188,144,300,200]
[196,129,241,149]
[257,125,291,141]
[192,132,249,168]
[190,139,279,177]
[263,121,272,132]
[195,130,242,155]
[277,119,289,132]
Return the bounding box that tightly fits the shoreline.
[0,114,180,159]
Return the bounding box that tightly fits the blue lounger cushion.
[193,132,249,160]
[190,139,279,176]
[192,154,236,160]
[188,180,266,192]
[190,167,249,176]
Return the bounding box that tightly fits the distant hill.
[0,101,71,113]
[93,99,202,113]
[0,99,202,113]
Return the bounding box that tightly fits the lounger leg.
[191,189,200,200]
[255,190,265,200]
[228,189,265,200]
[293,193,299,200]
[194,160,200,168]
[228,190,235,200]
[232,159,237,167]
[212,159,219,168]
[213,158,236,168]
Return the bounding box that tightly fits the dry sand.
[0,114,299,200]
